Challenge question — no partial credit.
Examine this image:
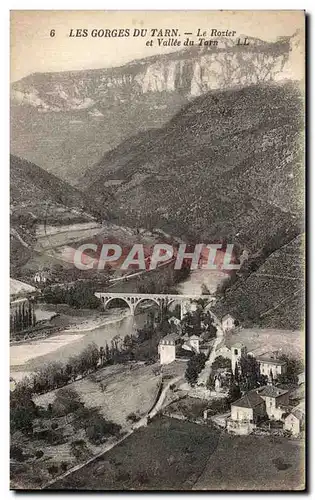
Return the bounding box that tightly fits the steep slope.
[83,82,304,251]
[10,31,302,183]
[10,155,92,220]
[10,155,96,271]
[213,234,305,329]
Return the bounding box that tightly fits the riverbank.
[10,309,147,383]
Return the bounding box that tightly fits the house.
[158,332,204,364]
[221,314,236,332]
[33,270,48,284]
[298,372,305,385]
[168,316,181,327]
[215,344,232,358]
[228,390,266,435]
[188,335,200,353]
[228,385,290,435]
[211,342,246,375]
[256,385,289,420]
[256,355,287,381]
[283,406,305,436]
[158,333,182,364]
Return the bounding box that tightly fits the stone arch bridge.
[94,292,215,319]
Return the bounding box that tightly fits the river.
[10,312,148,383]
[10,268,226,383]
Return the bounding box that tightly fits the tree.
[269,369,274,385]
[239,354,262,391]
[211,356,231,372]
[70,439,90,461]
[74,406,121,445]
[76,343,100,375]
[234,362,240,383]
[201,284,211,295]
[227,381,241,403]
[52,387,84,417]
[10,383,39,434]
[185,353,206,387]
[277,354,302,385]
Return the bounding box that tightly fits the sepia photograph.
[9,9,305,491]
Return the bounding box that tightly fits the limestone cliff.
[11,32,303,112]
[10,31,303,183]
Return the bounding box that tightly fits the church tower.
[231,342,246,374]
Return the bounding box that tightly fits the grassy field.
[194,433,305,491]
[48,416,305,491]
[224,328,304,360]
[11,363,163,489]
[34,362,161,428]
[49,417,220,490]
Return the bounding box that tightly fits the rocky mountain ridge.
[11,32,302,112]
[10,31,303,183]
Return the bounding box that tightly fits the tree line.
[16,321,165,396]
[41,281,102,309]
[10,300,36,333]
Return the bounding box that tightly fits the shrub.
[60,461,68,472]
[126,412,140,423]
[10,445,26,462]
[70,439,90,460]
[35,450,44,459]
[47,465,59,475]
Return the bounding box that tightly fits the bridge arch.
[103,297,132,314]
[133,297,161,315]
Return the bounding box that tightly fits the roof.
[231,342,245,349]
[291,409,305,421]
[285,408,305,422]
[159,333,181,344]
[10,278,36,296]
[232,385,289,408]
[256,356,287,366]
[232,391,264,409]
[222,313,235,321]
[257,385,289,398]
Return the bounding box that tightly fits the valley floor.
[48,416,305,491]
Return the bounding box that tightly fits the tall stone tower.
[158,334,181,364]
[231,342,246,374]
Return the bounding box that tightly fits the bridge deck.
[95,293,214,299]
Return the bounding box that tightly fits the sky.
[10,10,305,82]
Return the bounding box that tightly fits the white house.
[188,335,200,353]
[158,333,182,364]
[228,390,266,435]
[168,316,181,326]
[257,385,289,420]
[256,355,287,381]
[228,385,290,435]
[33,271,48,284]
[283,406,305,435]
[221,314,236,332]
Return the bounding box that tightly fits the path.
[43,375,181,489]
[197,310,224,385]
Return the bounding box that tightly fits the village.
[10,273,305,489]
[158,308,305,438]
